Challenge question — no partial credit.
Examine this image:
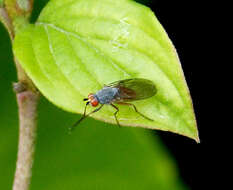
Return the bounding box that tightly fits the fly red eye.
[91,99,99,107]
[88,94,99,107]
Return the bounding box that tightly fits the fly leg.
[116,102,153,121]
[110,104,121,127]
[69,104,104,132]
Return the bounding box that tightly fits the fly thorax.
[95,87,119,104]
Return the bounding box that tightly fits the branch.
[1,1,38,190]
[13,84,39,190]
[0,5,14,40]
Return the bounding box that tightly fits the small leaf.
[13,0,199,141]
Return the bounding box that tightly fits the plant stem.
[0,6,14,41]
[1,1,37,190]
[13,86,39,190]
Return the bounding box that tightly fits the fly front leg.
[110,103,121,127]
[69,104,104,132]
[116,102,154,121]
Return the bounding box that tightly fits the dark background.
[1,0,214,189]
[146,1,216,189]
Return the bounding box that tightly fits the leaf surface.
[13,0,199,141]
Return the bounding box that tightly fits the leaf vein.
[43,25,85,97]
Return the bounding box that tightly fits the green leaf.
[1,21,188,190]
[13,0,199,141]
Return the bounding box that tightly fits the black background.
[140,1,217,189]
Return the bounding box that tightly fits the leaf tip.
[194,133,200,143]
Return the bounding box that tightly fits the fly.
[70,78,157,131]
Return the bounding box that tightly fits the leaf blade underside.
[13,0,199,141]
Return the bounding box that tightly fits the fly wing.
[107,78,157,102]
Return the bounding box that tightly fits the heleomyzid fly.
[70,78,157,131]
